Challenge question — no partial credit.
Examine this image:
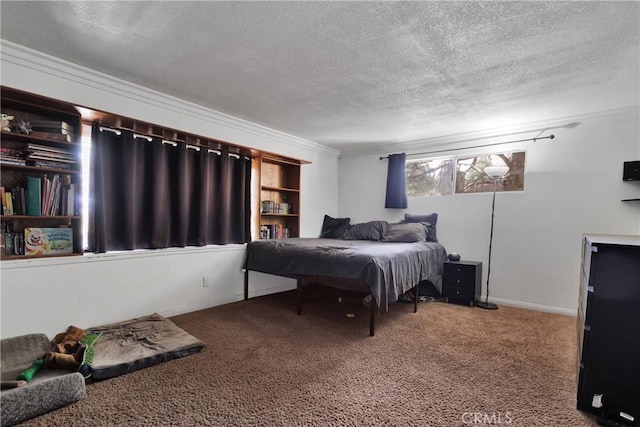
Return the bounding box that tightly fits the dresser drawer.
[443,263,478,290]
[442,286,475,300]
[442,261,482,306]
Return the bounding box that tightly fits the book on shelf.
[28,131,73,143]
[261,200,292,214]
[26,176,42,216]
[4,192,14,215]
[28,154,75,163]
[29,159,76,170]
[4,232,14,256]
[13,186,26,216]
[0,221,23,256]
[67,183,76,216]
[0,147,27,166]
[0,187,6,215]
[26,143,75,155]
[29,120,75,132]
[0,158,27,166]
[259,224,290,240]
[25,143,76,169]
[10,187,23,215]
[25,227,73,256]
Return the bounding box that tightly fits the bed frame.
[244,271,418,336]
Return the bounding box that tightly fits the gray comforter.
[245,238,447,309]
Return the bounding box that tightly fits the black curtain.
[89,122,251,253]
[385,153,408,209]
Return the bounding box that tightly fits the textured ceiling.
[1,1,638,154]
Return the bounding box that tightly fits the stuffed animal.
[44,325,87,371]
[1,113,14,132]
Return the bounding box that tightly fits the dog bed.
[87,313,205,380]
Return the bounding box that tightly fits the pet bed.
[87,313,204,380]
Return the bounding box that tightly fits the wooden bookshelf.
[258,155,302,239]
[1,86,83,259]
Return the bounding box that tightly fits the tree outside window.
[456,152,525,194]
[406,158,454,197]
[405,151,525,196]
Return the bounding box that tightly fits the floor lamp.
[476,165,509,310]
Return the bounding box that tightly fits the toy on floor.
[43,326,101,377]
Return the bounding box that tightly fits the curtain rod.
[98,125,251,159]
[379,134,555,160]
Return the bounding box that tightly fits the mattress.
[87,313,205,380]
[245,238,447,309]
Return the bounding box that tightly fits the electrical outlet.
[202,276,209,288]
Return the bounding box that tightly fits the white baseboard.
[161,283,298,318]
[161,295,243,318]
[163,291,577,320]
[487,296,577,317]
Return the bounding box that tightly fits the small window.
[406,158,454,197]
[455,151,525,194]
[406,151,526,197]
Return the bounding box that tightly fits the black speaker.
[623,161,640,181]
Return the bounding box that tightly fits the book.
[29,120,75,132]
[26,176,42,216]
[19,187,27,216]
[5,192,14,215]
[26,143,75,156]
[24,227,73,255]
[11,187,22,215]
[0,159,27,166]
[29,160,75,171]
[5,232,14,255]
[0,187,6,215]
[28,131,73,143]
[67,183,76,216]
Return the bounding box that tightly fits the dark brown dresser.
[577,234,640,426]
[442,260,482,307]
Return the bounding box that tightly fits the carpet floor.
[21,287,598,426]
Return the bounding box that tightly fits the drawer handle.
[457,268,461,272]
[456,290,460,295]
[456,279,461,283]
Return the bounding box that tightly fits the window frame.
[406,149,527,198]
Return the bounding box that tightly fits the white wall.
[0,42,339,338]
[338,108,640,315]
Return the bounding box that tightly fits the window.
[406,151,526,196]
[86,122,252,253]
[456,152,525,194]
[406,158,454,197]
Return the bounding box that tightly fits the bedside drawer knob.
[456,290,460,295]
[457,268,461,272]
[456,279,461,283]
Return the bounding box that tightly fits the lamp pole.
[477,166,507,310]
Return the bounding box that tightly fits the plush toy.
[43,326,101,376]
[44,325,87,371]
[1,113,14,132]
[52,325,86,354]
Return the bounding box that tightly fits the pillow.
[382,223,428,243]
[401,213,438,242]
[343,221,389,241]
[319,215,351,239]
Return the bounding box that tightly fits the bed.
[244,229,447,336]
[87,313,205,380]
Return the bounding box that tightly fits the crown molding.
[0,40,341,159]
[338,105,640,159]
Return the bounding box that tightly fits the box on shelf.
[24,227,73,256]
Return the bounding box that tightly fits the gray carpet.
[20,287,597,426]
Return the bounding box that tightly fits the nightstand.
[442,260,482,307]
